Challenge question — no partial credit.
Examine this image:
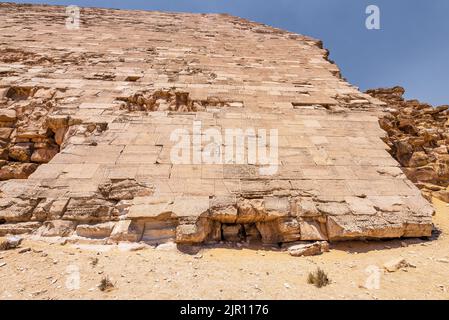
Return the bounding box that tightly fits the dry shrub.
[307,268,330,288]
[98,276,114,292]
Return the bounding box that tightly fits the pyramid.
[0,3,433,245]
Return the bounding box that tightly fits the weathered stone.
[142,219,177,244]
[277,217,301,242]
[175,218,218,245]
[0,222,41,236]
[54,127,67,146]
[209,196,238,223]
[0,235,22,250]
[98,179,154,200]
[110,220,143,242]
[36,220,77,237]
[0,162,38,180]
[76,222,116,239]
[127,202,175,220]
[287,241,329,257]
[0,109,17,122]
[383,258,412,272]
[294,198,320,217]
[326,215,432,241]
[0,199,37,222]
[176,224,202,244]
[299,219,328,241]
[409,152,430,167]
[170,197,210,218]
[0,128,13,140]
[317,202,351,216]
[345,197,377,215]
[263,196,290,219]
[30,148,58,163]
[32,198,69,221]
[9,144,33,162]
[434,190,449,203]
[63,198,114,222]
[0,148,8,160]
[368,87,449,203]
[256,220,283,244]
[46,115,70,131]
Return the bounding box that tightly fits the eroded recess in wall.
[0,86,108,181]
[0,48,54,65]
[116,89,244,112]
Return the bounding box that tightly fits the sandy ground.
[1,198,448,300]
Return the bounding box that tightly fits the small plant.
[307,268,330,288]
[98,276,114,292]
[89,257,99,266]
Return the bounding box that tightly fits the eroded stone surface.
[367,87,449,204]
[0,3,434,246]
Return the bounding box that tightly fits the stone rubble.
[0,235,23,250]
[383,257,413,272]
[287,241,329,257]
[0,3,436,248]
[367,87,449,203]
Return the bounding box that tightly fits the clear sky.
[8,0,449,106]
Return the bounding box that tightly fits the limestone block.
[209,196,238,223]
[317,202,351,216]
[299,219,328,241]
[30,148,59,163]
[63,198,114,222]
[0,128,13,140]
[0,198,37,222]
[0,222,42,236]
[0,162,38,180]
[277,217,301,243]
[0,109,17,122]
[288,241,329,257]
[344,196,377,215]
[142,219,177,244]
[175,218,219,245]
[236,198,266,223]
[263,196,290,219]
[36,220,77,237]
[256,220,283,244]
[110,220,144,242]
[9,144,32,162]
[294,197,320,217]
[76,222,116,239]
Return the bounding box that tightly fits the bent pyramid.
[0,3,434,245]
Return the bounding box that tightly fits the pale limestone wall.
[0,3,433,245]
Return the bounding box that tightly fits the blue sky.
[9,0,449,105]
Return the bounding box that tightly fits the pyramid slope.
[0,3,433,244]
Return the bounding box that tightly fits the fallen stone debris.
[287,241,329,257]
[367,87,449,203]
[383,258,414,272]
[0,235,23,251]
